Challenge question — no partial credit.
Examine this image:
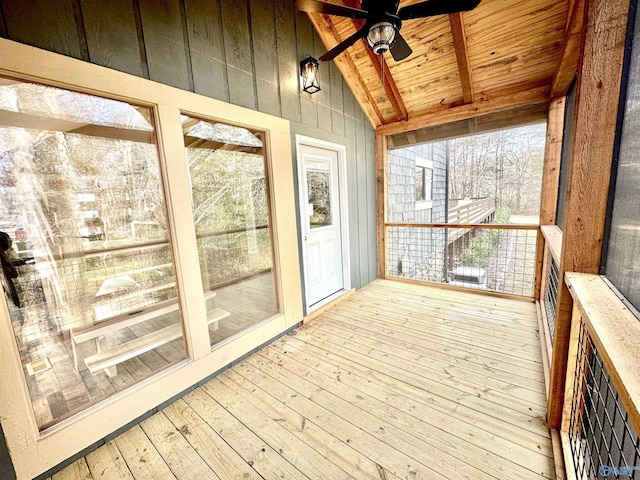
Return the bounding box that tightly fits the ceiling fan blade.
[398,0,481,20]
[294,0,368,19]
[319,27,366,61]
[389,32,412,61]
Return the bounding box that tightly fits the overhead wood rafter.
[551,0,587,97]
[448,12,474,104]
[307,12,384,126]
[342,0,408,122]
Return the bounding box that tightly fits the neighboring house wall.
[387,142,448,280]
[0,0,377,289]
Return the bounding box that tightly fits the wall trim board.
[0,37,303,479]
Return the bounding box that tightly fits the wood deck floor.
[50,279,554,480]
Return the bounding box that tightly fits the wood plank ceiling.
[307,0,584,135]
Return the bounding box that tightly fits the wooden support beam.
[547,0,629,430]
[448,12,474,104]
[307,13,384,127]
[551,0,587,97]
[376,84,550,136]
[387,102,547,148]
[342,0,408,122]
[539,97,566,225]
[375,133,387,279]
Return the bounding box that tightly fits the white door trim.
[295,135,350,313]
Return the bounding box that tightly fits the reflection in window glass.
[183,116,278,347]
[605,11,640,314]
[0,77,185,430]
[307,166,332,228]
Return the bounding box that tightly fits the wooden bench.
[72,292,229,377]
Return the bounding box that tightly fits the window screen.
[604,4,640,315]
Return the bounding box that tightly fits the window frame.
[415,157,433,210]
[0,39,303,480]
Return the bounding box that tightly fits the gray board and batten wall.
[0,0,378,292]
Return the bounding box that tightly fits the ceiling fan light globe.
[367,22,396,55]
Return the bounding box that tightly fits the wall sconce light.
[300,55,321,94]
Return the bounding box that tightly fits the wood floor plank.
[114,425,176,480]
[183,388,309,480]
[255,344,555,480]
[271,333,552,452]
[233,358,451,480]
[339,293,543,339]
[163,399,262,480]
[52,459,92,480]
[323,308,544,373]
[201,378,357,480]
[216,369,403,480]
[295,324,547,415]
[314,320,547,394]
[242,356,498,480]
[366,280,538,314]
[333,304,545,359]
[291,330,548,431]
[319,314,546,387]
[139,413,220,480]
[326,305,544,363]
[86,441,134,480]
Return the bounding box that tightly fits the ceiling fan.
[295,0,481,62]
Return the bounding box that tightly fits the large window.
[604,7,640,315]
[0,78,185,429]
[182,116,278,346]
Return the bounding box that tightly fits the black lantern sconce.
[300,55,321,94]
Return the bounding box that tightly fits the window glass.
[0,77,185,430]
[307,162,333,228]
[415,167,425,201]
[604,10,640,314]
[183,116,278,347]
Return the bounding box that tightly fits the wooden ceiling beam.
[448,12,474,104]
[376,84,550,136]
[342,0,408,122]
[551,0,587,97]
[308,13,384,127]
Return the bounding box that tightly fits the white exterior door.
[300,144,345,307]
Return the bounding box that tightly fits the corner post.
[376,133,388,279]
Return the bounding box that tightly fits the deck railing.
[562,274,640,479]
[539,225,563,360]
[385,222,539,298]
[447,197,497,243]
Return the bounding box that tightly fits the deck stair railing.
[447,197,497,244]
[562,273,640,479]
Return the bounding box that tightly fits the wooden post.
[547,0,630,429]
[535,97,565,300]
[375,133,388,278]
[539,97,566,226]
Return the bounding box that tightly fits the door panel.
[300,145,345,306]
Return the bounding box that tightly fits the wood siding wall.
[0,0,377,289]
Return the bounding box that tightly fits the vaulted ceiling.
[306,0,584,136]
